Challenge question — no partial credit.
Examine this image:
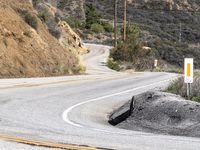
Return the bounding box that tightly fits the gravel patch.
[109,91,200,137]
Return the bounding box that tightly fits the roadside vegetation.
[89,1,200,70]
[85,4,113,34]
[64,4,113,35]
[109,23,157,71]
[107,58,120,71]
[37,8,62,39]
[24,11,38,30]
[166,73,200,103]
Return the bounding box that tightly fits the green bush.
[126,23,140,39]
[57,0,68,9]
[166,77,200,103]
[24,12,38,30]
[166,78,185,96]
[32,0,43,7]
[192,96,200,103]
[48,28,61,39]
[72,64,86,74]
[65,17,85,29]
[110,23,157,70]
[85,4,101,29]
[101,21,114,33]
[38,9,51,23]
[110,24,141,62]
[107,58,120,71]
[91,23,105,33]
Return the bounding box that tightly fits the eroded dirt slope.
[0,0,81,78]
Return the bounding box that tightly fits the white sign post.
[154,59,158,68]
[184,58,194,99]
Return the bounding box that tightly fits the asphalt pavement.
[0,44,199,150]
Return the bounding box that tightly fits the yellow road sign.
[187,63,191,77]
[184,58,193,83]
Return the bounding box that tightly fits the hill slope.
[0,0,83,78]
[55,0,200,69]
[85,0,200,68]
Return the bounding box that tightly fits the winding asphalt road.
[0,44,199,149]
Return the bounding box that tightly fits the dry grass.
[167,76,200,102]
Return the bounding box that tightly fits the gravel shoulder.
[109,91,200,138]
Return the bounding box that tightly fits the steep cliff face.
[0,0,82,78]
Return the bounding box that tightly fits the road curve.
[0,44,199,150]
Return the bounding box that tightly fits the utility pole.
[179,22,182,43]
[123,0,127,41]
[114,0,118,47]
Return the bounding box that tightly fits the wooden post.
[114,0,118,47]
[123,0,127,41]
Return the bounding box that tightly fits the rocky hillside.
[34,0,86,21]
[54,0,200,69]
[86,0,200,68]
[0,0,86,78]
[32,0,87,54]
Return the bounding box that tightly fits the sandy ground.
[110,91,200,138]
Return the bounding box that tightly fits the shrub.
[166,77,185,96]
[107,58,120,71]
[85,4,101,29]
[110,23,158,70]
[91,23,105,33]
[65,17,85,29]
[72,64,86,74]
[126,23,140,39]
[101,21,114,33]
[23,31,32,38]
[59,65,70,74]
[110,24,141,62]
[48,28,61,39]
[32,0,43,7]
[3,38,8,48]
[24,12,38,30]
[166,77,200,102]
[38,9,52,23]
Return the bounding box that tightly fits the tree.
[111,24,140,62]
[85,4,101,29]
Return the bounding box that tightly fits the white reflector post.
[184,58,194,84]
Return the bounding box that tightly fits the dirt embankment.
[109,91,200,138]
[0,0,85,78]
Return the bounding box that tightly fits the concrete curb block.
[108,96,134,126]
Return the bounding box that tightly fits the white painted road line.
[62,77,177,132]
